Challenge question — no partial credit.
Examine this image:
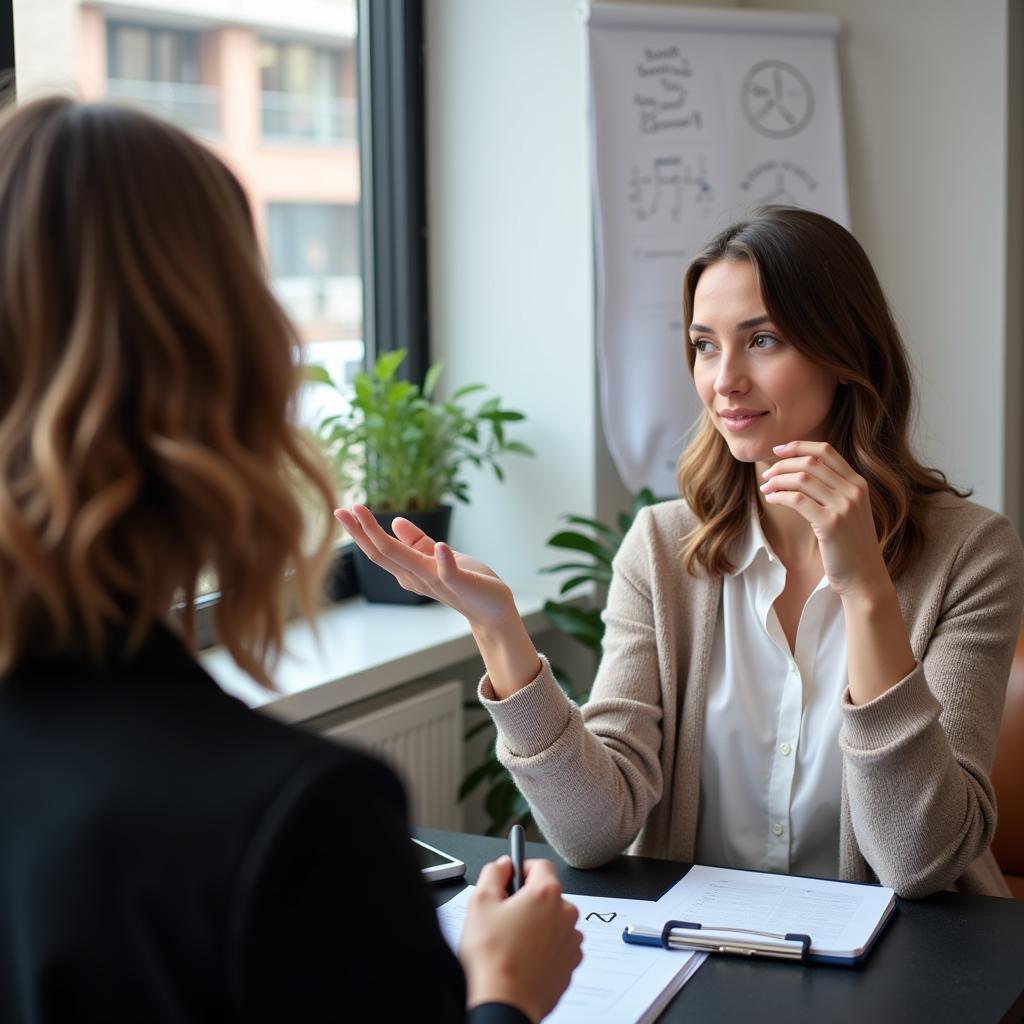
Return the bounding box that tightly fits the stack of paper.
[436,887,704,1024]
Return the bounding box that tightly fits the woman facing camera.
[0,97,580,1024]
[340,206,1024,899]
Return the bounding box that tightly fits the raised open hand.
[333,505,517,629]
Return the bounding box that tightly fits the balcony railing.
[260,93,357,145]
[106,79,220,134]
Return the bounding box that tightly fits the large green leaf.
[558,574,597,596]
[374,348,406,381]
[540,561,600,575]
[562,514,621,545]
[422,361,445,399]
[386,379,415,404]
[542,600,604,651]
[546,531,614,565]
[502,440,535,457]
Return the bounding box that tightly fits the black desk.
[421,829,1024,1024]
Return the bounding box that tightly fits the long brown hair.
[678,206,966,578]
[0,97,335,684]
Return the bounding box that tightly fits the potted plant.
[308,349,533,604]
[459,488,660,834]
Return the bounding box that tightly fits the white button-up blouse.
[694,513,848,879]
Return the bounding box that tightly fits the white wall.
[426,0,1022,558]
[739,0,1020,521]
[425,0,597,584]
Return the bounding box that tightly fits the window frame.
[357,0,429,386]
[1,0,13,86]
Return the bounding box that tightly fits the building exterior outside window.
[14,0,363,376]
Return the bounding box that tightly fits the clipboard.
[623,863,899,966]
[622,899,897,966]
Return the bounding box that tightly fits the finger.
[475,856,513,897]
[771,441,854,481]
[351,505,437,576]
[432,542,492,608]
[346,508,442,595]
[333,507,356,530]
[761,486,828,525]
[765,455,865,508]
[435,542,467,587]
[334,508,398,565]
[762,454,846,490]
[521,858,561,888]
[760,470,836,506]
[392,516,439,555]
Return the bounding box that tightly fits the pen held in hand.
[508,824,525,895]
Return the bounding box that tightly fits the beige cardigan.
[481,494,1024,898]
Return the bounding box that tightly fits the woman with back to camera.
[0,96,581,1024]
[339,206,1024,898]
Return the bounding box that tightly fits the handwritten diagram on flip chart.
[586,3,849,495]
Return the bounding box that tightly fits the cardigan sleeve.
[839,511,1024,898]
[480,508,666,869]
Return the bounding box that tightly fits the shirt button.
[788,660,798,675]
[772,823,784,837]
[780,742,792,756]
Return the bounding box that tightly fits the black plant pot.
[353,505,453,605]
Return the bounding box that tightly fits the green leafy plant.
[308,349,533,512]
[459,488,661,835]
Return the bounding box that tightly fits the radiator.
[320,681,464,830]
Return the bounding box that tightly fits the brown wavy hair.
[678,206,966,578]
[0,96,335,684]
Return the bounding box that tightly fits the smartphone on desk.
[413,838,466,882]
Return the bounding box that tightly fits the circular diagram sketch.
[741,61,814,139]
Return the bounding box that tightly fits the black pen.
[508,824,525,894]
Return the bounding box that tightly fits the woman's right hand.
[459,857,583,1023]
[333,505,516,629]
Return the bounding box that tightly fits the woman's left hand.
[759,440,890,600]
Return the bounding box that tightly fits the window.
[259,38,356,144]
[105,22,214,134]
[107,22,201,82]
[268,202,364,393]
[4,0,429,628]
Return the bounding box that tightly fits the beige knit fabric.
[480,494,1024,898]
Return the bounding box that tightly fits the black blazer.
[0,627,526,1023]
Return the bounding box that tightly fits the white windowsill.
[200,587,554,725]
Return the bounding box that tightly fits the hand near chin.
[333,505,516,627]
[758,440,890,598]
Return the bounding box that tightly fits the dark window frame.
[1,1,13,85]
[358,0,429,386]
[0,0,430,648]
